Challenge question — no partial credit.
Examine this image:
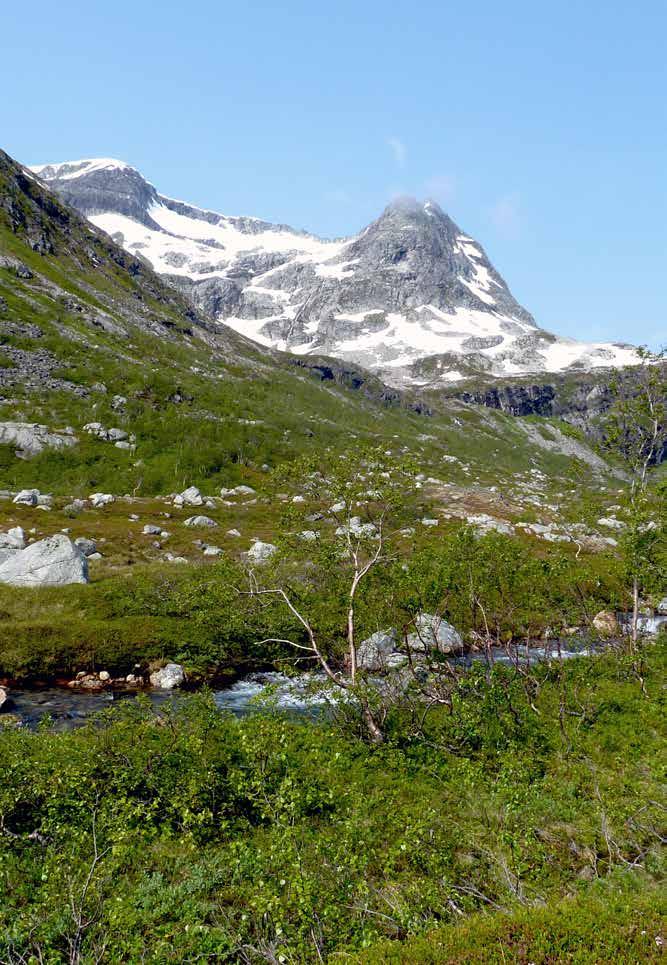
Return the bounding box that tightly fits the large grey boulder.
[0,686,9,711]
[0,422,78,459]
[406,613,463,655]
[149,663,185,689]
[0,534,88,587]
[357,629,401,671]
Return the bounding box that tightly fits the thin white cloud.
[489,193,521,237]
[387,136,407,168]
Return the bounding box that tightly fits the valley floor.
[0,641,664,962]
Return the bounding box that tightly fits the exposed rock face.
[34,160,639,387]
[149,663,185,689]
[0,534,88,587]
[0,422,77,459]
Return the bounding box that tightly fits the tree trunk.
[632,576,639,648]
[362,704,384,744]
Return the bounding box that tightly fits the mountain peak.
[31,154,640,386]
[31,158,135,181]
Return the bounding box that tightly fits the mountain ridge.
[32,157,639,386]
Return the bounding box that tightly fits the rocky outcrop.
[0,534,88,587]
[0,422,78,458]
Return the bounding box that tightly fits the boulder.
[406,613,463,655]
[0,526,25,550]
[90,493,115,508]
[74,537,97,557]
[0,422,78,459]
[184,515,218,528]
[357,629,401,671]
[203,545,223,556]
[592,610,620,637]
[222,485,256,497]
[13,489,39,506]
[335,517,378,538]
[142,524,162,535]
[0,534,88,587]
[149,663,185,689]
[175,486,203,507]
[226,528,241,537]
[299,530,319,542]
[657,597,667,616]
[0,686,9,711]
[247,540,277,563]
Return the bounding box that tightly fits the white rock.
[203,545,223,556]
[292,495,305,503]
[330,501,346,513]
[407,613,463,655]
[13,489,39,506]
[226,528,241,537]
[90,493,115,508]
[597,516,625,531]
[657,597,667,616]
[184,515,218,528]
[299,530,319,542]
[0,422,78,459]
[0,534,88,587]
[177,486,203,507]
[357,629,401,671]
[335,517,377,538]
[421,518,439,527]
[98,670,110,682]
[247,540,277,563]
[149,663,185,689]
[142,524,162,535]
[0,527,25,550]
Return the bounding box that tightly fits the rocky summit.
[32,159,639,387]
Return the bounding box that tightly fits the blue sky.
[2,0,665,347]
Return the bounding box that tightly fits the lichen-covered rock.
[0,534,88,587]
